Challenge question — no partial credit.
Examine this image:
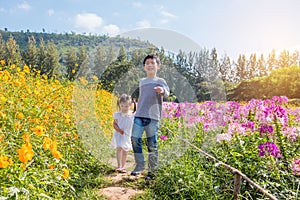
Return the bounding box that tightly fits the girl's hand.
[154,86,164,95]
[118,129,124,135]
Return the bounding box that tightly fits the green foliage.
[228,65,300,101]
[99,60,136,93]
[4,35,22,66]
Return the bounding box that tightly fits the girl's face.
[119,101,131,113]
[144,58,160,77]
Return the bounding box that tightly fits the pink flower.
[258,142,281,158]
[292,159,300,175]
[159,135,168,140]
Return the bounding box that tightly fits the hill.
[0,29,155,54]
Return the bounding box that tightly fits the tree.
[44,40,60,77]
[77,45,88,66]
[117,45,126,62]
[278,50,290,69]
[38,38,47,73]
[218,54,232,81]
[106,45,115,66]
[236,54,247,81]
[248,53,257,78]
[99,60,134,92]
[208,48,219,81]
[92,45,107,77]
[77,45,89,78]
[290,50,300,67]
[257,54,267,77]
[22,36,39,69]
[5,35,22,66]
[267,49,277,72]
[65,47,78,80]
[0,34,6,60]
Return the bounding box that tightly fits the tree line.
[0,31,300,101]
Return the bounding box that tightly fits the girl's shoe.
[116,168,126,173]
[116,168,122,172]
[119,168,127,173]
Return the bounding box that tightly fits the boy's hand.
[154,86,164,94]
[118,129,124,135]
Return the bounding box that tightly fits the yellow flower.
[79,77,88,86]
[0,60,5,66]
[15,80,22,86]
[92,75,98,81]
[14,121,22,130]
[43,137,52,150]
[0,133,4,142]
[46,105,54,112]
[73,133,78,139]
[52,150,62,159]
[0,155,13,168]
[74,63,78,67]
[17,143,34,163]
[23,65,30,73]
[62,168,70,179]
[42,74,48,79]
[17,112,24,119]
[22,133,31,143]
[0,111,6,120]
[50,140,58,152]
[48,164,54,169]
[21,163,26,170]
[32,125,45,136]
[71,69,76,74]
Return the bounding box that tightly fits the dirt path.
[99,153,145,200]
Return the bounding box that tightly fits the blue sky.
[1,0,300,59]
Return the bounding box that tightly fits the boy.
[131,54,170,180]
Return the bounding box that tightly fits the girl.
[111,94,135,173]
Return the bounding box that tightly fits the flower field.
[147,97,300,199]
[0,62,115,199]
[1,60,300,199]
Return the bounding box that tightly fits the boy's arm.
[113,119,124,135]
[154,80,170,97]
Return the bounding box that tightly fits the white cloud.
[161,10,177,19]
[75,13,103,32]
[17,2,31,10]
[103,24,120,36]
[47,9,54,16]
[136,20,151,28]
[157,5,177,25]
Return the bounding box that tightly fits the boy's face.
[144,58,160,77]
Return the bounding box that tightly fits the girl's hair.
[117,93,136,112]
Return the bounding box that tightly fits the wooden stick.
[175,134,278,200]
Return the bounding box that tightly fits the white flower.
[8,186,20,196]
[216,133,232,143]
[21,188,29,194]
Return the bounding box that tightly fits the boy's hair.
[143,54,160,65]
